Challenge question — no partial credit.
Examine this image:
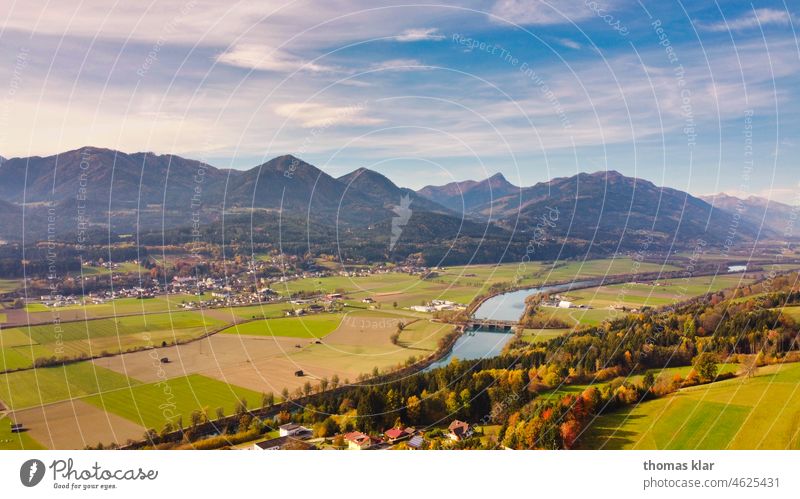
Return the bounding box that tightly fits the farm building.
[447,420,473,441]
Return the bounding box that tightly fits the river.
[426,279,602,370]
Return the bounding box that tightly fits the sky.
[0,0,798,202]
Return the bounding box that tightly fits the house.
[558,300,573,309]
[407,435,425,449]
[361,297,375,304]
[447,420,473,441]
[252,436,315,450]
[326,293,343,300]
[278,423,311,437]
[383,427,413,444]
[344,431,373,450]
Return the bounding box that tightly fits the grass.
[34,294,213,318]
[84,374,265,430]
[536,307,619,327]
[269,258,683,311]
[24,303,49,312]
[0,416,45,450]
[16,311,223,344]
[0,311,229,368]
[0,362,138,410]
[778,306,800,321]
[75,262,145,276]
[221,302,295,320]
[520,328,571,344]
[0,279,20,293]
[581,362,800,449]
[220,313,344,338]
[561,274,754,310]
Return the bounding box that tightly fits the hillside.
[700,193,796,236]
[417,172,519,215]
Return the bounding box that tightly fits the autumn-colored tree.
[406,395,421,424]
[560,420,581,449]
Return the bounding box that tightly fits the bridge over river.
[463,318,519,331]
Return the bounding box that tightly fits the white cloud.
[369,58,428,71]
[216,44,334,73]
[698,8,793,32]
[556,37,582,50]
[394,28,445,42]
[490,0,613,26]
[274,102,383,128]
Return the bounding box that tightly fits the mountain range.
[0,146,793,263]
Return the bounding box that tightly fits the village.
[249,419,475,451]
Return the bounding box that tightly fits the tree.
[262,392,275,408]
[642,372,656,391]
[692,352,718,382]
[406,395,421,424]
[316,417,338,438]
[320,377,329,392]
[740,353,760,378]
[235,398,248,416]
[303,381,313,397]
[331,374,340,389]
[684,317,697,338]
[332,434,346,449]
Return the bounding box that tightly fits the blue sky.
[0,0,797,201]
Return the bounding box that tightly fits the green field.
[0,362,138,410]
[778,306,800,321]
[0,416,45,450]
[582,362,800,449]
[270,258,682,310]
[0,311,228,369]
[0,279,20,293]
[24,303,49,312]
[520,328,571,344]
[76,262,145,276]
[220,313,344,338]
[221,302,295,320]
[536,307,619,327]
[85,374,264,430]
[35,294,213,319]
[562,273,754,310]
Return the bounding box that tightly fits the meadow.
[581,362,800,449]
[84,374,265,430]
[0,416,46,450]
[535,306,620,327]
[778,306,800,321]
[220,313,344,338]
[561,273,754,310]
[0,311,227,371]
[270,258,682,310]
[520,328,571,344]
[0,362,138,410]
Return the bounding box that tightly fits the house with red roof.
[344,431,374,450]
[447,420,473,441]
[383,427,414,444]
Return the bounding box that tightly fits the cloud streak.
[697,8,794,32]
